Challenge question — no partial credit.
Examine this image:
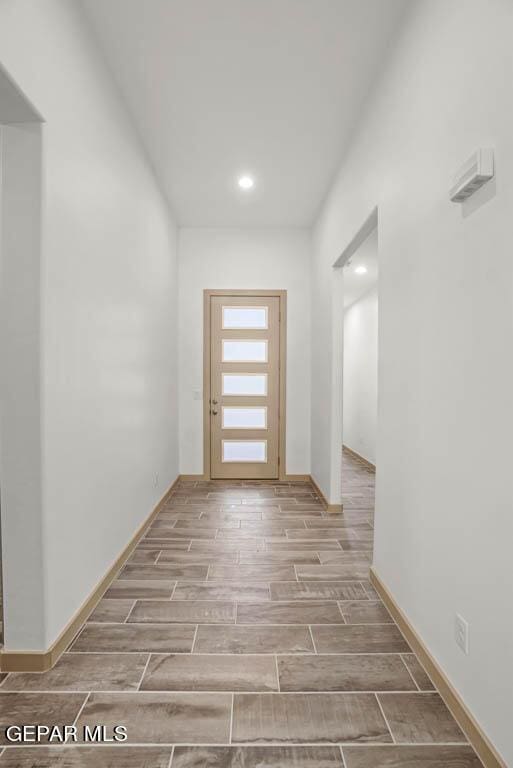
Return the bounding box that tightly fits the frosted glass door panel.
[222,340,267,362]
[222,374,267,397]
[210,294,280,479]
[222,440,267,463]
[223,306,268,329]
[222,407,267,429]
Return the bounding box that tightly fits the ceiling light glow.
[238,175,255,190]
[354,265,368,275]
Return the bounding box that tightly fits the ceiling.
[81,0,408,228]
[343,227,378,309]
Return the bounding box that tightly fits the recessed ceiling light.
[238,175,254,190]
[354,265,368,275]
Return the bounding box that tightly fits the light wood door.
[210,295,280,479]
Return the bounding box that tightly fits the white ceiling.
[81,0,408,227]
[343,227,378,309]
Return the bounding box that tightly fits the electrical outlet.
[154,472,159,488]
[455,613,469,655]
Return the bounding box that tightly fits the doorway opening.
[203,290,287,480]
[341,219,378,517]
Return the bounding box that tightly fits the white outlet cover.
[455,613,469,655]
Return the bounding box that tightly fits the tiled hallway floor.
[0,451,482,766]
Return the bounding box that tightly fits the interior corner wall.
[311,0,513,762]
[0,123,45,649]
[343,286,378,465]
[0,0,179,650]
[178,228,311,477]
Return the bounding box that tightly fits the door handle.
[212,399,218,405]
[212,409,218,416]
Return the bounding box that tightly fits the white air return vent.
[449,148,494,202]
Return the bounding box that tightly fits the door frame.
[203,289,287,481]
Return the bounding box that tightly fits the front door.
[209,294,281,479]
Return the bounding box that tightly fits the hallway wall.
[343,286,378,466]
[178,228,311,476]
[0,0,179,649]
[311,0,513,762]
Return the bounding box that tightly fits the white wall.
[178,228,311,476]
[0,0,179,649]
[312,0,513,762]
[343,286,378,465]
[0,123,45,649]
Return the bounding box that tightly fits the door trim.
[203,289,287,481]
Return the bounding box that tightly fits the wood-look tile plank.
[127,550,161,564]
[277,654,416,692]
[400,654,436,691]
[200,512,263,522]
[312,625,410,653]
[217,529,285,541]
[137,539,192,550]
[286,529,361,541]
[157,511,202,520]
[190,540,266,552]
[208,565,297,581]
[262,512,323,520]
[342,745,482,767]
[140,654,278,692]
[270,582,367,601]
[88,599,134,623]
[172,519,240,529]
[265,541,342,551]
[173,583,270,602]
[362,583,381,599]
[241,521,307,531]
[318,551,372,565]
[232,693,392,743]
[157,551,238,565]
[171,746,344,768]
[128,600,235,624]
[70,624,196,653]
[76,692,232,744]
[118,564,209,581]
[338,601,393,624]
[377,693,466,743]
[0,693,86,744]
[146,527,216,540]
[239,552,320,564]
[194,625,314,654]
[0,747,172,767]
[296,565,371,581]
[305,520,372,529]
[237,601,344,625]
[339,541,374,552]
[104,579,176,599]
[2,653,148,692]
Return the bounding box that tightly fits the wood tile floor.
[0,450,483,766]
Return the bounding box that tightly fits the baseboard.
[370,567,506,768]
[343,444,376,471]
[309,474,343,513]
[0,476,180,673]
[179,473,311,483]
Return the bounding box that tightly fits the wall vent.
[449,148,494,202]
